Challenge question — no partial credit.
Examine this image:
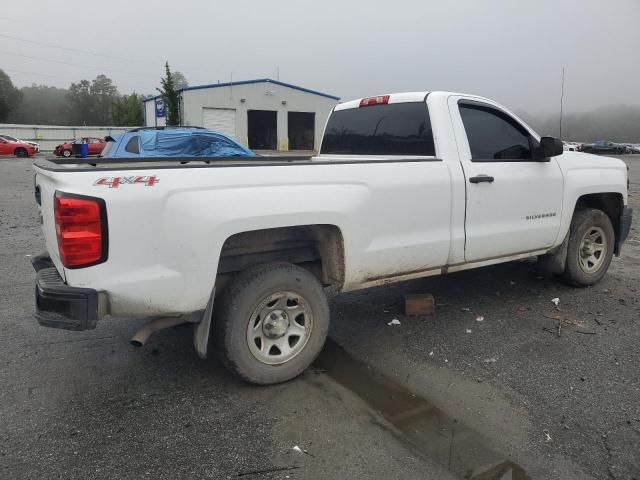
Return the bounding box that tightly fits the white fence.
[0,124,140,152]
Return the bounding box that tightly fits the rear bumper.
[32,254,103,331]
[615,207,633,255]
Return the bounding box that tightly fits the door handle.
[469,175,494,184]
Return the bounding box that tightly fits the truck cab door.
[449,97,564,262]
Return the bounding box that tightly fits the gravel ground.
[0,154,638,479]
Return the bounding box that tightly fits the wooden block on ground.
[404,293,435,316]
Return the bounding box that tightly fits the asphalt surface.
[1,154,639,479]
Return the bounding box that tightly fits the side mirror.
[537,136,564,160]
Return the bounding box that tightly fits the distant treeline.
[0,69,187,127]
[518,105,640,143]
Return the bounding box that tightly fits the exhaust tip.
[130,339,144,347]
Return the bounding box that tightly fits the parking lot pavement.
[1,155,639,479]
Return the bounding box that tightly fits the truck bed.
[34,155,316,172]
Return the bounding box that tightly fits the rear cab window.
[321,102,435,156]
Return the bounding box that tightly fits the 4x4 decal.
[94,175,159,188]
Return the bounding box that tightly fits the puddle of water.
[314,339,530,480]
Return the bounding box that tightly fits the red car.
[54,137,106,157]
[0,137,37,157]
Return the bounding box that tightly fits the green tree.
[8,84,68,125]
[91,75,119,125]
[172,71,188,90]
[0,69,23,122]
[66,75,119,125]
[66,79,94,125]
[157,62,180,126]
[112,93,144,126]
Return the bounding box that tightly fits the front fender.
[555,157,627,244]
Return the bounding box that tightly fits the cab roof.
[334,92,430,111]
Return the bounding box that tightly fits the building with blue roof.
[143,79,339,152]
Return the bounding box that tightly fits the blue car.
[101,127,255,158]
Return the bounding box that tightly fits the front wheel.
[15,148,28,158]
[62,149,72,158]
[562,208,615,286]
[212,262,330,385]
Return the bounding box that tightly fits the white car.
[563,141,582,152]
[32,91,632,384]
[0,134,39,152]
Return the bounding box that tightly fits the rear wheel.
[562,208,614,286]
[14,148,28,158]
[212,262,330,385]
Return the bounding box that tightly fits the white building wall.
[145,81,338,151]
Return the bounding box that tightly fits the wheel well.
[216,225,345,290]
[575,192,624,252]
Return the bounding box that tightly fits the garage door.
[202,108,237,138]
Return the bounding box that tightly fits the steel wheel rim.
[246,291,313,365]
[578,226,607,274]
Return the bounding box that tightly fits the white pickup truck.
[33,91,632,384]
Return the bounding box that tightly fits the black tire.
[562,208,615,286]
[62,149,72,158]
[212,262,330,385]
[15,148,28,158]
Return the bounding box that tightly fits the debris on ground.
[551,297,560,306]
[484,358,497,363]
[461,307,471,312]
[292,445,314,457]
[429,351,434,357]
[475,316,484,322]
[515,306,529,313]
[543,430,552,442]
[382,301,400,313]
[465,329,472,334]
[387,318,401,326]
[404,293,435,316]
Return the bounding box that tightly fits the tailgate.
[34,167,67,280]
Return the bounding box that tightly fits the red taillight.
[359,95,390,107]
[54,192,107,268]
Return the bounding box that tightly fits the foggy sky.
[1,0,639,115]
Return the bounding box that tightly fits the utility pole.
[559,67,565,138]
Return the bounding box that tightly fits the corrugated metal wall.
[0,124,138,151]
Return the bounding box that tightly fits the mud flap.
[538,233,569,274]
[193,287,215,359]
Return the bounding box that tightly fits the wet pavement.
[1,155,639,479]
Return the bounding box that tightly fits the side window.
[459,103,534,161]
[124,136,140,154]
